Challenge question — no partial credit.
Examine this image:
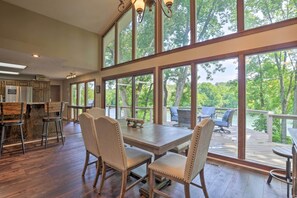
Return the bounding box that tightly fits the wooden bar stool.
[41,102,64,148]
[0,102,26,156]
[267,147,292,197]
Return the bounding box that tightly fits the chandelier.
[118,0,174,23]
[66,73,77,79]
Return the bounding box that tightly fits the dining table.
[119,121,193,197]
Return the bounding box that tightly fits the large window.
[162,65,192,127]
[196,0,237,42]
[163,0,191,51]
[103,26,115,68]
[244,0,297,30]
[197,58,238,158]
[117,77,133,119]
[118,9,132,64]
[245,48,297,167]
[105,80,116,118]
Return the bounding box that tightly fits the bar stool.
[41,102,64,148]
[267,147,292,197]
[0,102,26,156]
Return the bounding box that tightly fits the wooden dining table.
[119,121,193,196]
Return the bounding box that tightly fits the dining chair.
[78,113,102,187]
[149,118,215,198]
[0,102,26,156]
[94,116,152,198]
[86,107,105,119]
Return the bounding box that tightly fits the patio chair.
[198,106,216,122]
[213,109,235,134]
[177,109,191,128]
[170,106,178,122]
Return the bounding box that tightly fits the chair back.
[86,107,105,119]
[45,102,64,118]
[94,116,127,171]
[222,109,235,127]
[184,118,214,182]
[0,102,26,123]
[169,106,178,121]
[177,109,191,126]
[78,113,100,157]
[201,106,216,118]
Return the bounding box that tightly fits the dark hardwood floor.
[0,122,288,198]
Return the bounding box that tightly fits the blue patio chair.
[198,106,216,121]
[169,106,178,122]
[213,109,235,134]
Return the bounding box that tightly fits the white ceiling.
[3,0,120,35]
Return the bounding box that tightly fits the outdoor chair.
[198,106,216,122]
[149,118,215,198]
[177,109,191,128]
[213,109,235,134]
[169,106,178,122]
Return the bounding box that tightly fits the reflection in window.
[117,77,132,119]
[105,80,116,118]
[163,0,191,51]
[244,0,297,30]
[103,26,115,67]
[196,0,237,42]
[136,8,155,58]
[163,66,191,127]
[246,48,297,167]
[197,58,238,158]
[118,9,132,64]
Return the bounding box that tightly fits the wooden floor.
[0,122,288,198]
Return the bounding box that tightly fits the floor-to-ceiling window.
[105,80,116,118]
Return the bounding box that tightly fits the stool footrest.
[269,169,292,184]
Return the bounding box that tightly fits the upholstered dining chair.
[86,107,105,119]
[78,113,102,187]
[149,118,215,198]
[94,116,152,198]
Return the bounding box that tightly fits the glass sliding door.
[162,65,191,127]
[197,58,238,157]
[245,48,297,167]
[70,84,77,120]
[78,83,85,114]
[86,81,95,107]
[135,74,154,122]
[117,77,132,119]
[105,80,116,118]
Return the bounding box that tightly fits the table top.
[289,128,297,145]
[120,122,192,156]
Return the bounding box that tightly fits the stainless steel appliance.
[5,86,33,103]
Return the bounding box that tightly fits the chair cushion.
[214,120,228,127]
[149,153,187,181]
[126,147,152,169]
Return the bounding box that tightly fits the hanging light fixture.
[118,0,174,23]
[66,73,77,79]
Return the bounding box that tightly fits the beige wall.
[0,1,99,70]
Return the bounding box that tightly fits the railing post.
[267,112,273,142]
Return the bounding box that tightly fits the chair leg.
[55,121,59,142]
[149,169,155,198]
[120,170,128,198]
[184,183,190,198]
[200,169,209,198]
[0,126,5,156]
[20,125,25,154]
[93,157,102,188]
[59,120,64,145]
[45,122,49,148]
[267,173,273,184]
[98,162,107,195]
[41,122,45,146]
[82,150,90,176]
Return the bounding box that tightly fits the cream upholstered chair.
[94,116,152,198]
[149,118,215,198]
[78,113,101,187]
[86,107,105,119]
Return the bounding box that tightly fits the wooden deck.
[0,122,288,197]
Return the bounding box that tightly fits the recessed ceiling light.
[0,62,27,69]
[0,70,20,75]
[32,54,40,58]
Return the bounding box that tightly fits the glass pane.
[197,58,238,158]
[136,7,155,58]
[105,80,116,119]
[117,77,132,119]
[246,49,297,167]
[86,81,95,106]
[71,84,77,105]
[196,0,237,42]
[118,9,132,64]
[135,74,154,122]
[162,66,191,128]
[244,0,297,30]
[103,26,115,67]
[163,0,191,51]
[78,83,85,115]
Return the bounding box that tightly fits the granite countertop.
[289,128,297,145]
